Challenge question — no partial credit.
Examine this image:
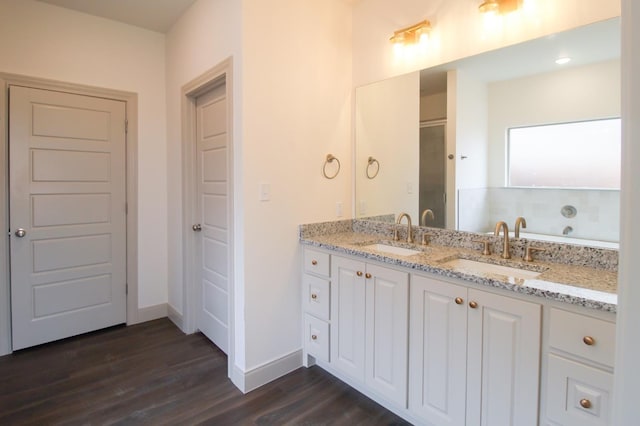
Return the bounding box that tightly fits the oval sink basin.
[363,243,421,257]
[441,258,542,281]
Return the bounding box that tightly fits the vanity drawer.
[303,274,330,321]
[304,248,330,278]
[549,308,615,367]
[546,354,612,426]
[304,314,329,363]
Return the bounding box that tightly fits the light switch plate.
[259,183,270,201]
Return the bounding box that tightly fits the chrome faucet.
[515,216,527,239]
[394,212,414,243]
[420,209,435,226]
[494,221,511,259]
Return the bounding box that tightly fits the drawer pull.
[583,336,596,346]
[455,297,464,305]
[311,334,318,341]
[469,301,478,309]
[311,260,318,266]
[311,293,318,300]
[357,271,363,277]
[365,273,372,279]
[580,398,592,409]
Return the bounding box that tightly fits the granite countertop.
[301,231,618,313]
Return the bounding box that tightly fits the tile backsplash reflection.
[458,187,620,243]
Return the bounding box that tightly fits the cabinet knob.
[580,398,592,409]
[455,297,464,305]
[311,293,318,300]
[357,271,363,277]
[469,301,478,309]
[365,273,372,279]
[311,259,318,265]
[583,336,595,346]
[311,334,318,341]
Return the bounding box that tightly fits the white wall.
[0,0,168,309]
[166,0,352,375]
[487,59,621,187]
[614,2,640,423]
[241,0,352,370]
[352,0,621,87]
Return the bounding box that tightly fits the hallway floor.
[0,318,409,425]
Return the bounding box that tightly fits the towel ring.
[366,156,380,179]
[323,154,340,179]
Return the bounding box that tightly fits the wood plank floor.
[0,318,410,425]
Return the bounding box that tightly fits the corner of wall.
[229,349,303,394]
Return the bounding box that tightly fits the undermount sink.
[441,258,542,281]
[363,243,421,257]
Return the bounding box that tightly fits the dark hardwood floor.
[0,318,410,425]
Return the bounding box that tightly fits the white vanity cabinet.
[302,248,331,364]
[410,274,542,426]
[331,255,409,407]
[545,308,615,426]
[301,243,615,426]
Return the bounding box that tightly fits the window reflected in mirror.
[508,118,621,189]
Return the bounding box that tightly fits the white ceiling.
[420,17,620,95]
[36,0,197,33]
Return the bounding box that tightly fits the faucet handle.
[393,229,400,241]
[473,240,492,256]
[524,246,546,262]
[421,233,434,246]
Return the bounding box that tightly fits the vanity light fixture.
[390,20,432,46]
[479,0,522,14]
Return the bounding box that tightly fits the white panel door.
[195,83,229,354]
[9,86,126,350]
[364,263,409,407]
[330,256,366,381]
[409,275,467,426]
[466,289,541,426]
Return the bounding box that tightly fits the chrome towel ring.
[323,154,340,179]
[366,156,380,179]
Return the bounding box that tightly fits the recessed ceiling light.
[555,57,571,65]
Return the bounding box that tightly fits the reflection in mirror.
[355,17,620,248]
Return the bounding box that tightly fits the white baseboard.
[230,349,303,394]
[136,303,168,323]
[167,304,184,330]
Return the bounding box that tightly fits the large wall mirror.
[355,17,620,249]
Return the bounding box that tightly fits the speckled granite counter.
[300,222,618,313]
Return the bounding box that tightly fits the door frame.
[0,73,139,355]
[181,58,235,377]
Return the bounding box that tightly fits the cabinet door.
[364,263,409,407]
[466,289,541,426]
[330,256,366,381]
[409,275,467,426]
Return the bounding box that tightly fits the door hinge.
[125,119,128,134]
[125,202,128,215]
[126,283,128,295]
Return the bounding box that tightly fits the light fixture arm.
[390,19,432,45]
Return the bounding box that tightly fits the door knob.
[15,228,26,238]
[192,224,202,232]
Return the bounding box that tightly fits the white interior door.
[9,86,127,350]
[194,83,229,354]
